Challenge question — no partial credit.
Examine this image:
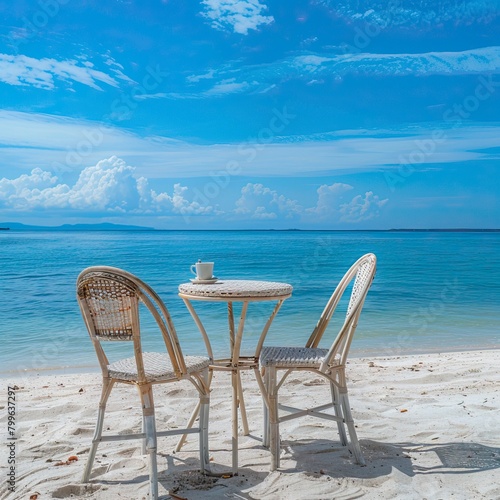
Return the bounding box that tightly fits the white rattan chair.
[76,266,211,499]
[259,253,377,470]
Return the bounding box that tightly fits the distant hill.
[0,222,155,231]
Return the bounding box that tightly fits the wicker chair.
[259,253,377,470]
[76,266,211,499]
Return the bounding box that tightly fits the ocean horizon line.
[1,223,500,233]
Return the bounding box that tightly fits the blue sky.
[0,0,499,229]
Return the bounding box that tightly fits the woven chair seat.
[108,353,211,382]
[260,346,334,368]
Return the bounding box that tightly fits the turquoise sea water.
[1,230,499,377]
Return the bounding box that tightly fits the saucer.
[190,276,218,284]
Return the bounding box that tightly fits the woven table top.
[178,279,293,299]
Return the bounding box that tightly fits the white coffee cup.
[190,260,214,280]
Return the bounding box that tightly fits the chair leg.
[138,384,159,500]
[198,369,211,473]
[83,378,114,483]
[141,415,147,454]
[268,367,280,471]
[262,368,270,448]
[330,383,348,446]
[175,369,213,453]
[340,391,365,466]
[174,400,200,452]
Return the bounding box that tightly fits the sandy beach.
[2,349,499,499]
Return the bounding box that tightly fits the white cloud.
[306,183,388,222]
[0,156,215,216]
[187,69,216,83]
[317,0,499,28]
[307,183,353,216]
[235,183,302,219]
[233,182,387,224]
[204,80,250,96]
[339,191,388,222]
[253,206,277,219]
[134,92,168,100]
[201,0,274,35]
[0,53,132,90]
[294,55,333,73]
[186,46,500,97]
[151,183,215,215]
[2,111,500,180]
[0,157,389,224]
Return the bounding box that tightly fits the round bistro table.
[178,279,293,474]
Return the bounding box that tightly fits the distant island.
[0,222,154,231]
[0,223,498,232]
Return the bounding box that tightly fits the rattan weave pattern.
[347,256,375,317]
[260,346,331,368]
[107,353,210,382]
[78,276,137,340]
[179,280,292,298]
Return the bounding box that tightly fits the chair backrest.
[76,266,187,382]
[306,253,377,369]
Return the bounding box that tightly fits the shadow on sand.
[148,439,500,499]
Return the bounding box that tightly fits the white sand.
[1,349,499,499]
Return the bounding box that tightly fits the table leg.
[230,301,248,474]
[182,298,214,360]
[228,302,235,353]
[231,368,238,475]
[228,302,249,436]
[237,370,249,436]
